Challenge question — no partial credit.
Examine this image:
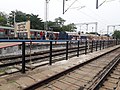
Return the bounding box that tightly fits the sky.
[0,0,120,34]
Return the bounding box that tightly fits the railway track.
[24,47,120,90]
[94,56,120,90]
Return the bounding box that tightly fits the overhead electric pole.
[63,0,78,14]
[13,11,17,37]
[96,0,107,9]
[63,0,65,14]
[96,0,98,9]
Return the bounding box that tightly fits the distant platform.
[0,42,21,49]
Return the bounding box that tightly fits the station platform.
[0,42,64,49]
[0,42,41,49]
[0,42,21,49]
[0,45,120,90]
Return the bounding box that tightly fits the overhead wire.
[56,0,115,28]
[75,0,111,27]
[98,0,107,8]
[64,0,78,14]
[56,0,101,32]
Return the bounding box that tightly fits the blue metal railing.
[0,39,119,74]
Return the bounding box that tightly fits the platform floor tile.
[29,73,48,82]
[15,76,36,88]
[0,82,20,90]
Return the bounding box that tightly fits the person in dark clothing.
[49,33,53,40]
[42,32,46,40]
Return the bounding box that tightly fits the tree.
[55,17,66,27]
[9,10,27,26]
[48,17,77,32]
[61,23,77,32]
[0,12,8,26]
[112,30,120,39]
[8,10,44,30]
[30,14,44,30]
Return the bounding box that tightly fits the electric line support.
[107,25,120,35]
[96,0,107,9]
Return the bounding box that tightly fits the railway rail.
[23,46,120,90]
[94,55,120,90]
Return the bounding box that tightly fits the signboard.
[16,22,27,32]
[16,22,29,32]
[14,21,30,38]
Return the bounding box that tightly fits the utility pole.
[14,12,15,26]
[86,24,88,32]
[96,0,106,9]
[63,0,65,14]
[13,12,17,37]
[107,26,109,35]
[45,0,49,30]
[63,0,78,14]
[96,0,98,9]
[95,22,98,34]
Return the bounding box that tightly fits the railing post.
[66,41,68,60]
[114,39,116,46]
[110,40,112,47]
[85,40,87,54]
[50,41,52,65]
[22,41,25,74]
[100,40,101,50]
[107,40,109,47]
[109,40,111,47]
[118,39,120,44]
[91,40,93,53]
[103,40,104,49]
[96,40,98,51]
[77,41,80,57]
[116,38,117,45]
[112,40,114,46]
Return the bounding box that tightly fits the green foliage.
[48,17,77,32]
[9,10,27,26]
[54,17,66,27]
[61,24,75,32]
[30,14,44,30]
[0,12,7,26]
[0,10,77,32]
[112,30,120,39]
[8,10,44,30]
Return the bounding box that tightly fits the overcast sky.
[0,0,120,34]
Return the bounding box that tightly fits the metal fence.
[0,39,120,73]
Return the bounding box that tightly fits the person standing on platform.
[42,32,46,40]
[40,31,43,40]
[49,33,53,40]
